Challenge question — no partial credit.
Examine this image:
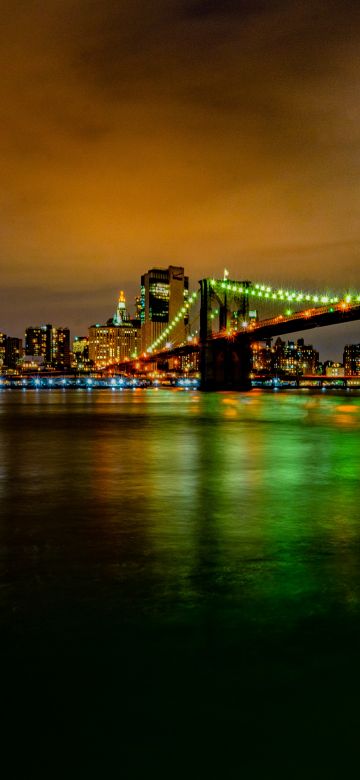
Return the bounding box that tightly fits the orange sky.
[1,0,360,355]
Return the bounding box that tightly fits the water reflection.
[2,389,360,771]
[1,390,360,636]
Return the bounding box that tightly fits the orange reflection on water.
[223,407,238,418]
[334,414,359,427]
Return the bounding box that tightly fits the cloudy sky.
[1,0,360,356]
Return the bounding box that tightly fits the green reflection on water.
[1,390,360,773]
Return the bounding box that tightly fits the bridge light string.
[209,279,360,307]
[146,291,199,354]
[145,280,360,355]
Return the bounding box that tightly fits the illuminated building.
[343,344,360,375]
[112,291,130,325]
[89,291,140,367]
[282,342,299,374]
[325,362,344,377]
[272,337,318,376]
[52,327,71,369]
[72,336,91,370]
[179,352,200,373]
[296,338,319,374]
[5,337,22,369]
[140,265,189,351]
[25,324,52,364]
[21,357,43,371]
[25,324,70,369]
[0,332,6,367]
[134,295,142,318]
[251,341,272,373]
[89,324,139,367]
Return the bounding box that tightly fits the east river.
[1,389,360,776]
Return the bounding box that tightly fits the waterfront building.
[295,338,319,374]
[270,337,318,376]
[24,324,70,369]
[140,265,189,352]
[89,291,140,368]
[179,351,200,373]
[52,327,71,369]
[343,343,360,375]
[281,341,298,374]
[251,341,273,373]
[325,362,345,377]
[5,337,22,369]
[21,356,44,371]
[88,324,140,367]
[25,324,52,364]
[0,332,6,367]
[72,336,91,370]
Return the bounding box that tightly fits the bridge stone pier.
[199,277,253,390]
[200,334,252,391]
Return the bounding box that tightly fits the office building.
[111,291,130,325]
[251,341,273,373]
[296,338,319,374]
[343,344,360,375]
[52,327,71,369]
[325,362,344,377]
[134,296,142,319]
[24,324,70,368]
[72,336,91,370]
[0,332,6,367]
[140,265,189,352]
[271,337,318,376]
[89,291,140,367]
[25,324,52,364]
[5,337,22,369]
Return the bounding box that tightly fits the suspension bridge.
[114,276,360,390]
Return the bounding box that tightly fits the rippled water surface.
[1,389,360,776]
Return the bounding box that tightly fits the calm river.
[1,389,360,776]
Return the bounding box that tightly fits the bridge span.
[103,277,360,391]
[201,302,360,390]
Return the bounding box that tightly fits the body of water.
[1,389,360,776]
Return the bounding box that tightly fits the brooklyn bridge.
[110,277,360,391]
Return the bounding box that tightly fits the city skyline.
[2,280,360,370]
[1,0,360,357]
[2,271,360,362]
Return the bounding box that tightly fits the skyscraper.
[343,344,360,375]
[72,336,91,370]
[52,327,71,369]
[5,337,22,369]
[112,291,130,325]
[0,332,6,367]
[24,324,70,368]
[271,337,319,376]
[25,324,52,364]
[88,291,140,367]
[140,265,189,352]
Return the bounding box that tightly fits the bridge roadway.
[244,301,360,341]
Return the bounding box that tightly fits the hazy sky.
[1,0,360,356]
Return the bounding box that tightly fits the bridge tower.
[199,278,253,391]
